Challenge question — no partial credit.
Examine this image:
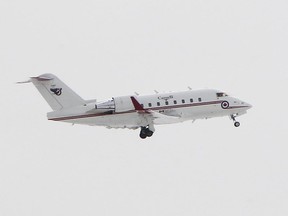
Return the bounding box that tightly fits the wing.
[130,96,182,125]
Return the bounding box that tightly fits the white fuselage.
[47,89,251,129]
[22,73,252,138]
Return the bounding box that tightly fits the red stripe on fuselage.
[48,101,249,121]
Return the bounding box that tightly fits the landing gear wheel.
[140,133,147,139]
[146,130,153,137]
[234,121,240,127]
[221,101,230,109]
[230,115,240,128]
[139,126,154,139]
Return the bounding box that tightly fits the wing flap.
[149,111,181,124]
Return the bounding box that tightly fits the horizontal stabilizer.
[16,80,31,84]
[17,75,53,84]
[31,75,54,81]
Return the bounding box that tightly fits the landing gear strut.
[139,126,154,139]
[231,115,240,127]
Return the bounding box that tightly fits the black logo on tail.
[50,88,62,96]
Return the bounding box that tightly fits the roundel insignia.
[221,101,229,109]
[50,88,62,96]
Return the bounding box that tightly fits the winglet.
[130,96,145,111]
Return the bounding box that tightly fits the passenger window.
[182,99,185,103]
[157,102,160,106]
[148,103,152,107]
[190,98,193,103]
[165,101,169,105]
[198,98,202,102]
[174,100,177,104]
[141,104,144,108]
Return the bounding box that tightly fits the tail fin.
[29,74,85,110]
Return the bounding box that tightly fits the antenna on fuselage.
[134,92,139,96]
[188,86,192,90]
[154,90,159,94]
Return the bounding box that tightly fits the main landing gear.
[231,114,240,127]
[140,126,154,139]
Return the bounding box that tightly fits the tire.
[221,101,230,109]
[146,130,153,137]
[234,122,240,127]
[140,133,147,139]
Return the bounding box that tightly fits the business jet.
[19,74,252,139]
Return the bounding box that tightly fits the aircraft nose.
[242,101,252,109]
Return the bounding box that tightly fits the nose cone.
[247,102,252,109]
[242,101,252,109]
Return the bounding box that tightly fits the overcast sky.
[1,0,288,215]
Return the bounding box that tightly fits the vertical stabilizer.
[30,74,85,110]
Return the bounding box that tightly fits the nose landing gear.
[234,121,240,127]
[139,126,154,139]
[231,115,240,127]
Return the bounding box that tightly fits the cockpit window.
[216,92,228,97]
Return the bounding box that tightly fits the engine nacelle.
[95,100,115,110]
[114,96,135,113]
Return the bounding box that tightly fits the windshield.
[216,92,228,97]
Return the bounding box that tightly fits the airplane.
[18,74,252,139]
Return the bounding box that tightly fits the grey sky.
[1,0,288,215]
